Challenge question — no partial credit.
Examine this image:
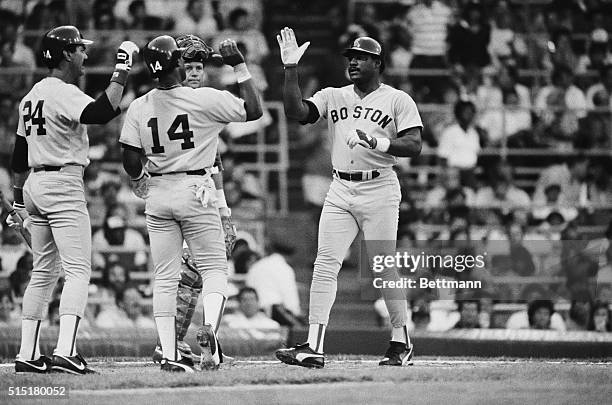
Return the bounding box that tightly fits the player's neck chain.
[157,83,182,90]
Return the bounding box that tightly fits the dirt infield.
[1,358,610,404]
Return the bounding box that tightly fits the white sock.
[203,293,225,332]
[391,325,411,346]
[306,324,326,353]
[18,320,42,360]
[156,316,178,361]
[55,315,80,356]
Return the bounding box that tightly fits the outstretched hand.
[276,27,310,66]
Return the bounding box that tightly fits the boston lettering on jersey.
[329,106,393,129]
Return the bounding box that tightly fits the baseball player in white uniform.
[275,28,423,368]
[10,26,138,374]
[151,34,237,364]
[120,35,261,372]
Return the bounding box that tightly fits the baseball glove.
[176,34,222,65]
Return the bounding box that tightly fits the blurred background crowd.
[0,0,611,338]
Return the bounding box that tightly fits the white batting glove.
[116,41,140,71]
[346,129,374,149]
[276,27,310,66]
[130,170,150,199]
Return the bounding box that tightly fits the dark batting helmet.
[342,36,385,72]
[40,26,93,69]
[143,35,183,78]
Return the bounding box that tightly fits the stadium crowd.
[0,0,610,339]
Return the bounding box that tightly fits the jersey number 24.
[23,100,46,136]
[147,114,194,153]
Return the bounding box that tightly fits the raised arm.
[277,27,311,121]
[80,41,139,125]
[218,39,263,122]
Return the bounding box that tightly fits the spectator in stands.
[124,0,166,30]
[532,154,590,208]
[98,258,131,301]
[548,28,579,73]
[565,292,593,331]
[0,92,17,165]
[488,1,528,67]
[92,203,147,251]
[588,301,611,332]
[501,219,537,277]
[222,287,280,330]
[384,21,412,72]
[174,0,219,40]
[586,64,612,110]
[453,299,481,328]
[437,100,481,189]
[474,161,531,211]
[405,0,451,70]
[85,7,126,96]
[534,64,587,149]
[577,29,612,75]
[0,289,19,326]
[8,252,33,298]
[506,300,566,331]
[246,241,302,327]
[232,248,259,275]
[216,7,268,65]
[0,11,35,91]
[587,163,612,204]
[561,237,598,297]
[425,166,475,214]
[478,65,532,147]
[448,1,491,70]
[96,285,155,329]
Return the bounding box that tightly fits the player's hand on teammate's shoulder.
[218,39,245,67]
[346,129,377,149]
[276,27,310,66]
[116,40,140,71]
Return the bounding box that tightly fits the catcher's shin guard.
[175,260,203,340]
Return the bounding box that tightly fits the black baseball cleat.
[160,357,195,373]
[275,343,325,368]
[152,345,163,363]
[378,341,414,366]
[15,355,52,373]
[197,324,222,370]
[51,353,97,374]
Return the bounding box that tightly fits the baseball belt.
[333,169,380,181]
[149,169,208,177]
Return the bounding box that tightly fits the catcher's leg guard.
[176,260,202,341]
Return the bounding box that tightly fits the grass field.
[1,357,611,404]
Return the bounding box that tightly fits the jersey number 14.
[147,114,195,153]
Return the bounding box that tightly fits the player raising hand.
[120,35,261,372]
[12,26,137,374]
[275,28,423,368]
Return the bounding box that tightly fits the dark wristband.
[13,186,24,205]
[110,69,129,86]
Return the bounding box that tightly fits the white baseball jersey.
[306,84,422,170]
[120,87,246,173]
[16,77,93,167]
